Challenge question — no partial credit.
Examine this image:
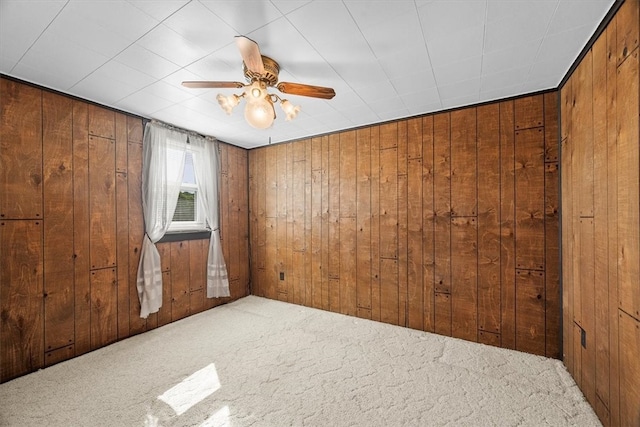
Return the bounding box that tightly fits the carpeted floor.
[0,296,600,427]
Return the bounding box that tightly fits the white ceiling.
[1,0,614,149]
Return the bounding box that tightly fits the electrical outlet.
[279,272,285,281]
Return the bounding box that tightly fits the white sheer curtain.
[136,122,188,318]
[190,134,230,297]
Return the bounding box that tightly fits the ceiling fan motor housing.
[244,55,280,86]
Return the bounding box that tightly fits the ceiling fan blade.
[235,35,265,76]
[276,82,336,99]
[182,81,245,89]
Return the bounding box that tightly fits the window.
[168,148,208,232]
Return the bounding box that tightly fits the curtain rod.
[149,119,217,143]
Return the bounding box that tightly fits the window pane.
[173,190,196,222]
[183,151,196,185]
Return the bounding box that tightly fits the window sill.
[159,230,211,243]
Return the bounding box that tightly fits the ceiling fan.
[182,36,336,129]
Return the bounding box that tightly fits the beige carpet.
[0,296,600,427]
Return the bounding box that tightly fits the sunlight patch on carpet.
[199,405,231,427]
[158,363,221,416]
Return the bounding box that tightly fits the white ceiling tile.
[270,0,313,15]
[391,70,437,97]
[481,39,542,75]
[127,0,190,21]
[346,1,423,59]
[18,37,110,89]
[43,3,134,58]
[63,0,160,42]
[484,0,557,53]
[400,86,441,111]
[71,60,156,100]
[114,44,181,80]
[548,0,613,35]
[356,80,398,104]
[481,66,531,93]
[0,0,66,66]
[1,0,615,148]
[418,0,487,40]
[199,0,283,35]
[144,80,194,104]
[426,24,485,67]
[115,89,175,115]
[136,24,208,67]
[161,1,237,53]
[433,56,482,86]
[439,78,481,101]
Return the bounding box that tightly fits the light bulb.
[217,94,239,115]
[244,97,275,129]
[280,99,300,121]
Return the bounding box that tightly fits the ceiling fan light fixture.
[244,96,276,129]
[280,99,300,121]
[217,93,240,115]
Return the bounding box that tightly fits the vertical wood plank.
[88,105,115,139]
[379,122,398,150]
[127,116,143,143]
[606,21,620,427]
[434,292,452,336]
[340,217,357,316]
[450,216,478,342]
[515,269,545,356]
[89,136,117,270]
[115,113,128,173]
[477,103,501,335]
[500,100,517,350]
[514,94,544,130]
[545,162,560,358]
[115,171,130,340]
[189,239,206,292]
[171,241,190,321]
[321,136,330,311]
[328,134,341,311]
[339,131,357,218]
[265,217,277,298]
[574,53,595,218]
[0,220,44,382]
[0,79,42,219]
[407,156,423,330]
[514,127,545,271]
[422,116,435,332]
[616,0,639,66]
[579,217,596,406]
[380,258,399,325]
[128,141,146,334]
[433,113,451,295]
[617,50,640,320]
[397,120,408,326]
[379,147,398,259]
[42,92,75,352]
[356,128,372,312]
[370,129,381,321]
[592,30,610,404]
[619,311,640,427]
[72,101,92,353]
[311,166,323,309]
[544,92,559,162]
[158,270,172,327]
[450,107,477,217]
[90,268,117,350]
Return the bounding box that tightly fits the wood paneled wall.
[0,77,249,383]
[249,92,560,358]
[560,1,640,425]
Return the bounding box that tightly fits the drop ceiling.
[1,0,615,149]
